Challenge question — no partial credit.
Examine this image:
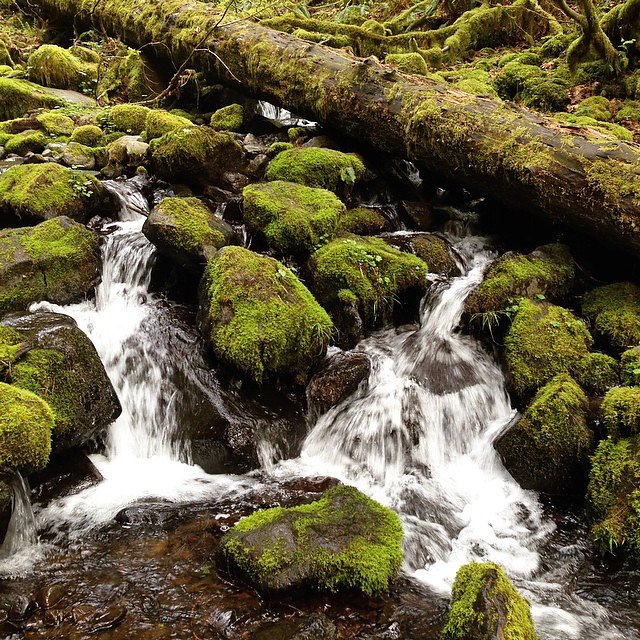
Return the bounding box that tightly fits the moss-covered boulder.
[504,300,592,398]
[143,197,236,269]
[385,52,429,75]
[58,141,96,171]
[588,436,640,562]
[199,246,332,383]
[98,104,150,135]
[103,135,149,177]
[145,109,192,141]
[601,386,640,439]
[70,124,105,147]
[465,244,575,316]
[210,104,244,131]
[0,163,110,224]
[441,562,538,640]
[1,312,121,451]
[571,352,619,396]
[0,382,53,472]
[266,147,365,196]
[583,283,640,351]
[36,112,75,136]
[621,347,640,386]
[4,129,47,155]
[0,78,65,121]
[496,374,591,494]
[243,181,344,255]
[150,126,245,185]
[27,45,97,91]
[337,207,391,235]
[0,217,98,316]
[219,484,403,594]
[309,235,428,329]
[96,46,153,103]
[385,233,459,276]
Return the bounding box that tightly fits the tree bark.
[30,0,640,257]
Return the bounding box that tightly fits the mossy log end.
[30,0,640,257]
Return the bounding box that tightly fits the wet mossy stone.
[465,244,575,316]
[2,311,121,451]
[70,124,105,147]
[385,52,428,75]
[0,382,53,473]
[219,484,403,594]
[337,207,390,235]
[588,435,640,562]
[0,163,109,224]
[27,45,97,91]
[97,104,150,136]
[143,196,236,269]
[571,352,619,396]
[150,126,244,185]
[385,233,459,276]
[496,374,591,494]
[309,235,428,328]
[583,283,640,351]
[4,130,48,156]
[243,181,344,255]
[35,112,74,136]
[0,78,65,121]
[0,217,99,316]
[601,386,640,439]
[621,347,640,386]
[441,562,538,640]
[504,300,592,399]
[199,246,332,383]
[210,104,244,131]
[144,109,192,141]
[266,147,365,196]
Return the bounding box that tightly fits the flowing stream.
[2,179,638,638]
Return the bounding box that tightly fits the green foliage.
[601,386,640,439]
[571,352,620,395]
[210,103,244,131]
[621,347,640,386]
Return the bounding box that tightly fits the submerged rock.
[219,484,403,594]
[496,374,592,494]
[0,217,99,316]
[251,613,338,640]
[199,246,332,383]
[441,562,538,640]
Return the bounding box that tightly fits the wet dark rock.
[8,594,37,623]
[88,604,127,632]
[307,351,371,417]
[252,613,338,640]
[0,479,12,546]
[191,439,234,474]
[71,604,96,626]
[42,608,66,626]
[115,502,178,526]
[400,201,437,230]
[332,299,364,350]
[34,584,66,610]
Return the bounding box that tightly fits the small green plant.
[68,174,94,198]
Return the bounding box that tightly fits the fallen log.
[28,0,640,257]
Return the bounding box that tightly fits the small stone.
[88,604,127,632]
[8,594,37,623]
[34,584,66,610]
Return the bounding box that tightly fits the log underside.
[29,0,640,258]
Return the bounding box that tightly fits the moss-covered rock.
[0,382,53,472]
[621,347,640,386]
[220,484,403,594]
[0,78,65,121]
[27,45,97,92]
[70,124,105,147]
[199,246,332,383]
[465,244,575,316]
[2,311,121,451]
[441,562,538,640]
[493,61,545,100]
[587,436,640,562]
[583,283,640,351]
[385,52,428,75]
[496,374,591,494]
[143,197,236,269]
[0,217,98,316]
[571,352,620,396]
[36,112,75,136]
[266,147,365,195]
[4,129,47,155]
[575,96,613,122]
[104,135,148,177]
[145,109,192,141]
[243,181,344,255]
[337,207,390,235]
[385,233,459,276]
[210,103,244,131]
[96,46,152,103]
[150,126,244,185]
[601,386,640,439]
[504,300,592,398]
[59,141,96,171]
[0,163,108,223]
[98,104,150,135]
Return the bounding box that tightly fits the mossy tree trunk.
[28,0,640,257]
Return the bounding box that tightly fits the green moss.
[220,484,403,595]
[267,141,294,157]
[575,96,613,122]
[505,299,592,398]
[0,78,64,121]
[466,244,575,316]
[145,109,192,141]
[571,352,620,395]
[539,31,575,58]
[454,77,498,97]
[210,103,244,131]
[27,45,97,91]
[385,52,428,75]
[266,147,365,194]
[588,436,640,560]
[493,61,545,100]
[601,387,640,439]
[498,52,540,67]
[583,283,640,350]
[361,19,386,35]
[201,246,332,383]
[309,235,428,325]
[243,181,344,255]
[0,382,53,472]
[96,46,151,102]
[4,129,47,155]
[553,113,633,142]
[291,29,351,49]
[338,207,389,235]
[520,77,569,112]
[99,104,150,135]
[616,100,640,122]
[584,160,640,207]
[412,235,457,275]
[621,347,640,386]
[36,112,75,136]
[442,562,538,640]
[70,124,105,147]
[0,163,104,222]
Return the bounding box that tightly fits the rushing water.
[2,178,638,638]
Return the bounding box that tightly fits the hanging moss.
[601,386,640,439]
[220,484,403,595]
[571,352,620,396]
[210,103,244,131]
[504,300,592,398]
